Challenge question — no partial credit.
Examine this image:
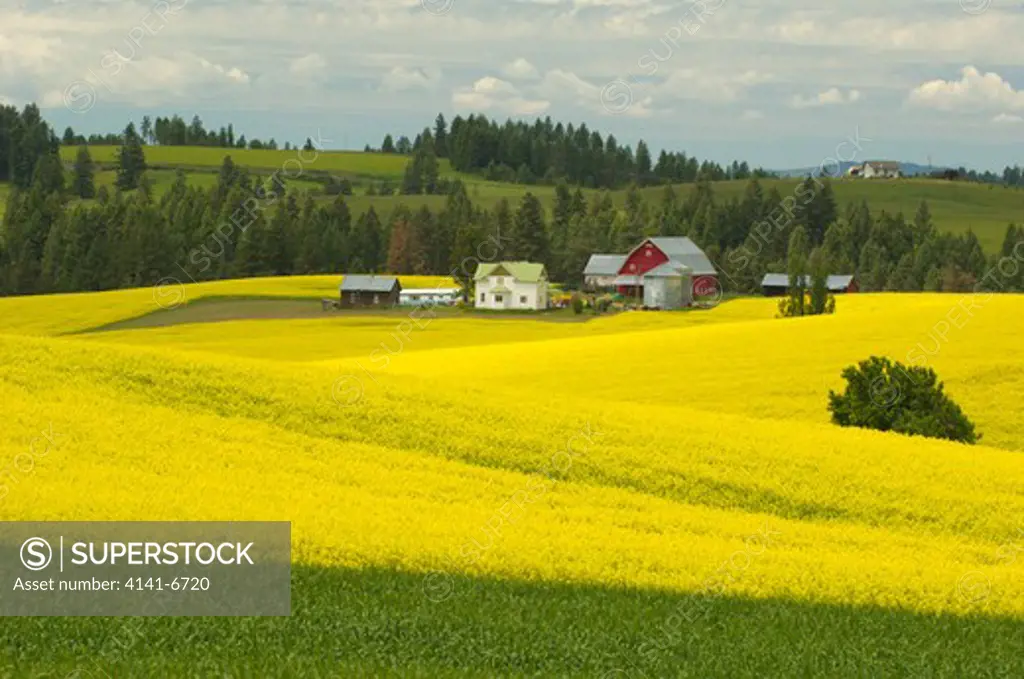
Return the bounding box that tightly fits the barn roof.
[641,237,718,276]
[584,254,627,276]
[644,261,692,278]
[762,273,854,291]
[339,275,400,293]
[474,261,547,282]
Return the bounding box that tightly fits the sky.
[1,0,1023,171]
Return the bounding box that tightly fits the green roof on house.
[474,261,547,283]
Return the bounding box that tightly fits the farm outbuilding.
[613,237,718,299]
[761,274,858,297]
[639,262,693,309]
[399,288,460,306]
[583,255,627,289]
[339,275,401,308]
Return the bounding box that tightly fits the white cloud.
[4,0,1024,166]
[452,75,549,116]
[38,53,249,109]
[909,66,1024,112]
[380,66,441,92]
[503,57,539,81]
[472,76,518,96]
[790,87,861,109]
[290,53,327,78]
[993,113,1023,124]
[659,69,771,103]
[198,57,250,85]
[0,32,62,75]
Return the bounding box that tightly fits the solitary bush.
[571,294,584,315]
[827,356,979,444]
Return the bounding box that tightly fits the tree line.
[60,114,297,152]
[41,105,1024,190]
[0,104,60,189]
[3,148,1020,299]
[2,103,1022,300]
[374,113,769,190]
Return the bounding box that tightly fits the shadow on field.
[6,564,1022,678]
[82,297,598,334]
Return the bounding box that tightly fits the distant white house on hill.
[847,161,901,179]
[474,261,549,310]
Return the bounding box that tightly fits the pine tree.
[549,182,574,280]
[411,205,435,274]
[434,113,448,158]
[913,200,935,246]
[616,184,647,251]
[401,153,423,194]
[808,246,829,314]
[386,206,417,274]
[787,225,810,316]
[321,196,352,273]
[116,123,146,191]
[449,202,483,300]
[351,207,383,272]
[512,193,549,263]
[72,146,96,199]
[635,140,652,186]
[422,145,440,195]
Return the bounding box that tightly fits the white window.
[495,294,503,303]
[480,293,485,302]
[520,295,527,304]
[373,294,380,304]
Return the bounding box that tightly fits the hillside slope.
[0,288,1023,675]
[18,146,1016,252]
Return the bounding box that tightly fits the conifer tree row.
[1,104,1020,298]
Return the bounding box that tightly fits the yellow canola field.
[0,274,455,336]
[1,330,1023,620]
[345,293,1024,453]
[81,301,770,361]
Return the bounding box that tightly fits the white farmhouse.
[474,262,549,310]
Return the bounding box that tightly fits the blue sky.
[2,0,1023,171]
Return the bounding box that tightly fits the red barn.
[613,237,718,299]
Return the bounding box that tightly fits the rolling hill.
[0,146,1021,253]
[0,280,1022,676]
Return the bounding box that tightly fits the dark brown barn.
[338,275,401,308]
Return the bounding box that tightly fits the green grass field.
[2,564,1019,677]
[341,177,1023,251]
[0,147,1018,253]
[58,144,453,180]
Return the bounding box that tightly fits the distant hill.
[772,161,952,178]
[1,147,1018,254]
